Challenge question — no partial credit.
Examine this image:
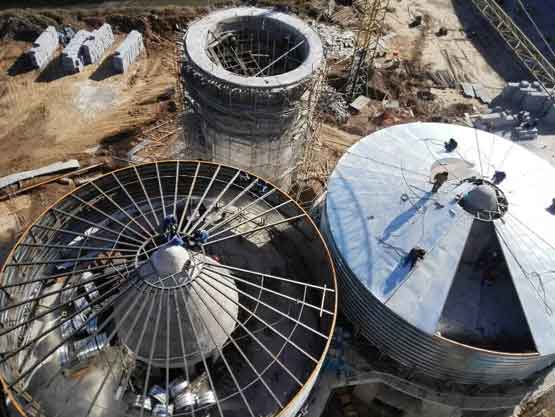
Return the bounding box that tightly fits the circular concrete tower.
[181,7,324,189]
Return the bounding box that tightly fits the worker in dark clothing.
[432,171,449,193]
[405,247,426,269]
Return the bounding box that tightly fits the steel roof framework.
[0,161,336,417]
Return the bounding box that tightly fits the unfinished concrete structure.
[112,30,144,73]
[82,23,114,65]
[27,26,59,70]
[318,122,555,416]
[0,161,336,417]
[181,7,324,189]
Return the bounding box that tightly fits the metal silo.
[0,161,336,417]
[321,122,555,385]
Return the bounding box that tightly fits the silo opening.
[438,221,536,353]
[207,16,309,77]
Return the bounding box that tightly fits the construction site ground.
[0,1,554,416]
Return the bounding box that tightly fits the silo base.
[298,335,555,417]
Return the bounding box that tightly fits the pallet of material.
[61,30,92,73]
[82,23,114,65]
[27,26,59,70]
[112,30,144,73]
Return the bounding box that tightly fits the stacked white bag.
[27,26,59,70]
[82,24,115,65]
[113,30,144,73]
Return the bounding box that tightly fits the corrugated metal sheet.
[322,122,555,384]
[0,160,80,190]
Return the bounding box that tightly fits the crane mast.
[346,0,390,99]
[470,0,555,90]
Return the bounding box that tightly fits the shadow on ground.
[451,0,528,84]
[35,55,67,82]
[90,55,117,81]
[7,53,34,76]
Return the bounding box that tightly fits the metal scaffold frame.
[0,161,337,417]
[470,0,555,90]
[292,60,328,209]
[346,0,390,100]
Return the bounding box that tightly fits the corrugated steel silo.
[321,122,555,385]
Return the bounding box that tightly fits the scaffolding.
[292,60,329,209]
[346,0,390,100]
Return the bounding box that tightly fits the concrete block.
[82,24,114,65]
[522,91,549,114]
[61,30,92,73]
[474,112,518,131]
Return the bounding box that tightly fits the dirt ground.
[0,40,175,175]
[0,5,201,262]
[384,0,525,88]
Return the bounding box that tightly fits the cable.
[516,0,555,63]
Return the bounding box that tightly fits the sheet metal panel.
[322,212,554,384]
[385,211,474,334]
[0,160,80,190]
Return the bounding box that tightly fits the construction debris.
[315,23,355,59]
[349,95,371,112]
[61,29,92,73]
[0,163,104,201]
[82,23,114,65]
[487,81,555,127]
[473,84,493,104]
[408,15,423,28]
[113,30,144,73]
[436,27,448,37]
[319,85,350,124]
[473,111,519,131]
[0,160,80,191]
[460,82,475,99]
[27,26,59,70]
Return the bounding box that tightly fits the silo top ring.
[184,7,324,88]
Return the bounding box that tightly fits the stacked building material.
[27,26,59,70]
[61,29,92,73]
[82,23,114,65]
[112,30,144,73]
